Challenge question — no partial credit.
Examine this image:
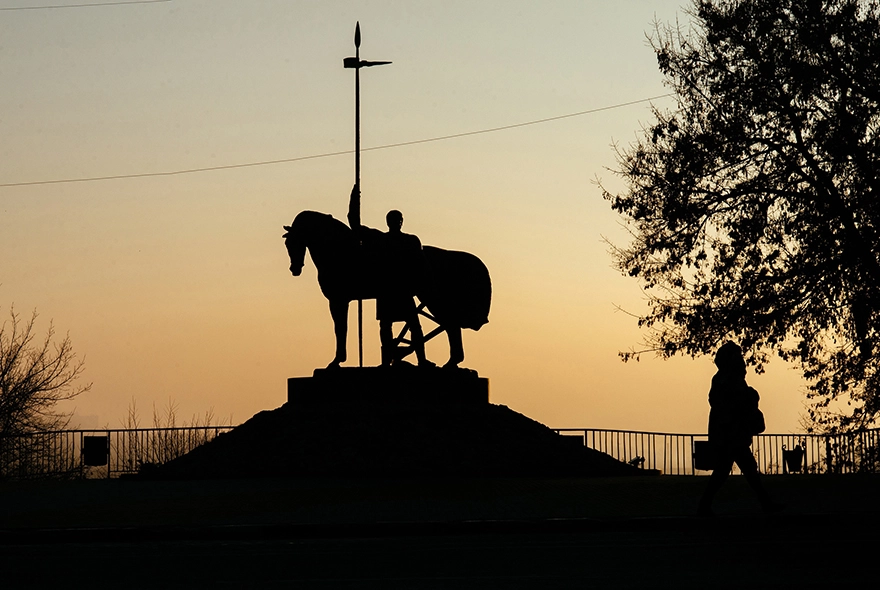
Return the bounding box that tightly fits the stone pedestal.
[287,366,489,409]
[153,367,645,478]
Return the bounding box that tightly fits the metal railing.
[0,425,235,480]
[4,424,879,479]
[554,428,880,475]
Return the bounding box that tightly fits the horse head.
[283,210,351,278]
[282,214,308,276]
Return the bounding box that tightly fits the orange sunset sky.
[1,0,808,433]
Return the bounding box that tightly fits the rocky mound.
[150,401,650,479]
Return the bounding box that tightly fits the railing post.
[106,430,111,479]
[689,435,694,475]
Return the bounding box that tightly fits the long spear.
[344,22,391,367]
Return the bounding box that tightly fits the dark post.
[343,22,391,367]
[355,22,361,190]
[354,23,362,367]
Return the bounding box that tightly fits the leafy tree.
[603,0,880,429]
[0,307,90,437]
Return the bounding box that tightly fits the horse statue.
[283,210,491,368]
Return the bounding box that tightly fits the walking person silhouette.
[698,341,783,516]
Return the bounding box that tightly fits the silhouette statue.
[697,341,782,516]
[283,206,491,369]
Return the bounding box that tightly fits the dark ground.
[2,474,877,588]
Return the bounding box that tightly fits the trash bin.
[782,442,805,474]
[83,435,109,467]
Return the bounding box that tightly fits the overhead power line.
[0,1,170,10]
[0,94,673,188]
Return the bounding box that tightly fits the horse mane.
[293,210,342,227]
[291,210,352,239]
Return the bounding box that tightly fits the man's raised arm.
[348,184,361,230]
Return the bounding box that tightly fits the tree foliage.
[603,0,880,429]
[0,307,90,437]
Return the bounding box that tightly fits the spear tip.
[354,22,361,47]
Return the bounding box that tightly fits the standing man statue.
[348,185,431,367]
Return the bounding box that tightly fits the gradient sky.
[1,0,809,433]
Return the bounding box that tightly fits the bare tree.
[0,307,91,437]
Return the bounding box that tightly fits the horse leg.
[444,326,464,368]
[328,299,349,368]
[379,319,394,366]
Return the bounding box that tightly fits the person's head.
[386,210,403,232]
[714,341,746,375]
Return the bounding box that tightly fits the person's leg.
[698,452,734,516]
[733,447,783,512]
